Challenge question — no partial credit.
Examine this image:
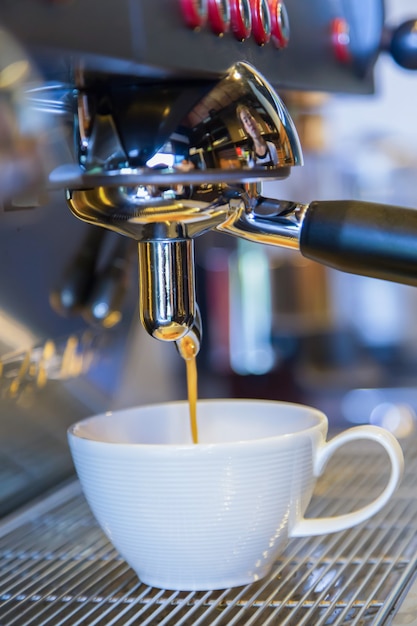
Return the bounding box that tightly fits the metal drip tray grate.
[1,437,417,625]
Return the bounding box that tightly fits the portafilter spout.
[66,184,230,342]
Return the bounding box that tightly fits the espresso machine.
[2,0,417,366]
[2,1,417,623]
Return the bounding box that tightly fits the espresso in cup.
[68,399,404,591]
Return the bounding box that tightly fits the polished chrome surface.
[65,61,302,187]
[67,185,230,341]
[61,51,306,346]
[61,61,303,345]
[67,185,307,251]
[52,165,293,189]
[0,434,415,624]
[66,183,310,340]
[138,240,195,341]
[66,185,230,241]
[218,190,308,250]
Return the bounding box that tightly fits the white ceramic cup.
[67,399,404,591]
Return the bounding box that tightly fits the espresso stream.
[181,335,199,444]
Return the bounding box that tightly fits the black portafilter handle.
[300,200,417,286]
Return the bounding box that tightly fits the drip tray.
[1,437,417,625]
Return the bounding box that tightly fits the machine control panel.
[181,0,289,48]
[0,0,386,93]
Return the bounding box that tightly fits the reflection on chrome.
[0,28,54,203]
[62,61,302,188]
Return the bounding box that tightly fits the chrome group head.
[63,62,303,350]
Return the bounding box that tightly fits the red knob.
[230,0,252,41]
[180,0,208,30]
[208,0,231,35]
[331,17,351,63]
[269,0,290,49]
[251,0,271,46]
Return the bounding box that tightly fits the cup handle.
[291,425,404,537]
